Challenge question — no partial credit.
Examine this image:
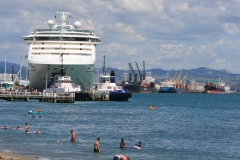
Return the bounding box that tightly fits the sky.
[1,0,240,73]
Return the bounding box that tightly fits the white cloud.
[1,0,240,74]
[223,23,240,35]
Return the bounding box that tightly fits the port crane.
[135,61,143,81]
[128,63,137,82]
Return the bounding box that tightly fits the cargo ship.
[121,61,156,93]
[158,71,188,93]
[203,80,225,94]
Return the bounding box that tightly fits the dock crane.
[135,61,143,81]
[179,71,189,86]
[129,63,137,82]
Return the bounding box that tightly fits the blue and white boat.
[92,56,132,101]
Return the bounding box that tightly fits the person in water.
[113,154,129,160]
[120,138,128,148]
[70,129,76,141]
[15,126,20,130]
[36,129,41,134]
[35,108,40,112]
[135,141,142,147]
[1,126,8,129]
[134,141,142,149]
[25,123,29,133]
[94,137,100,152]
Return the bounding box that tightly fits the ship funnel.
[110,70,115,83]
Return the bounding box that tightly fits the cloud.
[1,0,240,74]
[223,23,240,35]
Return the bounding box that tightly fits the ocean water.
[0,93,240,160]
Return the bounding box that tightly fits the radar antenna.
[56,10,72,26]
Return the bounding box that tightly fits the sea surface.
[0,93,240,160]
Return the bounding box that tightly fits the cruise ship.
[22,10,102,91]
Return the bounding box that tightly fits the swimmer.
[25,123,29,133]
[15,126,20,130]
[70,129,76,141]
[1,126,8,129]
[94,137,100,152]
[120,138,128,148]
[36,129,41,134]
[113,154,129,160]
[134,141,142,150]
[23,114,26,117]
[35,108,40,112]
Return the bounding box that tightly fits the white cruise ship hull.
[29,63,94,91]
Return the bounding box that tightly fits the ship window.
[42,48,44,49]
[42,43,44,44]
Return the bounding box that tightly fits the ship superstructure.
[22,10,101,91]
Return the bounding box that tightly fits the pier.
[0,91,75,103]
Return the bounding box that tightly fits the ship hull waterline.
[28,63,94,91]
[122,85,155,93]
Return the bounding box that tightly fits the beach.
[0,151,35,160]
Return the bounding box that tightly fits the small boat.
[148,105,156,110]
[28,110,43,114]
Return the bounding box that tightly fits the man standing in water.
[120,138,128,148]
[70,129,76,141]
[25,123,29,133]
[94,137,100,152]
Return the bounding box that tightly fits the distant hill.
[1,62,240,90]
[0,62,27,78]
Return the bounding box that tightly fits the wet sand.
[0,151,36,160]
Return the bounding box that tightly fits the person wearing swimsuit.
[94,137,100,152]
[120,138,128,148]
[113,154,129,160]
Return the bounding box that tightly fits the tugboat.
[92,56,132,101]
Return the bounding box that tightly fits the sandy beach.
[0,151,36,160]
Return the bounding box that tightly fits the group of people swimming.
[69,130,143,160]
[2,109,139,160]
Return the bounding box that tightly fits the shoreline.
[0,151,36,160]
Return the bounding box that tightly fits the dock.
[0,91,75,103]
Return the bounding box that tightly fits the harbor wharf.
[0,91,75,103]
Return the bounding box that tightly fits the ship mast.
[143,60,145,80]
[102,55,106,74]
[56,10,71,76]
